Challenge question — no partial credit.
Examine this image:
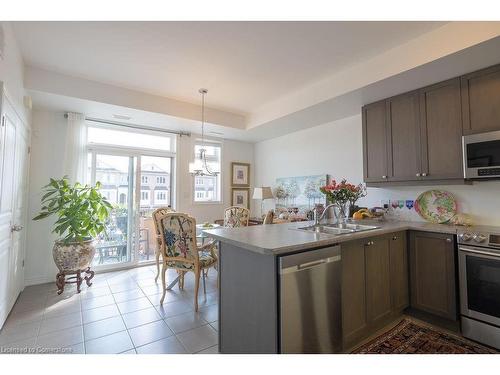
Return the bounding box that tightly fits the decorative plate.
[414,190,458,223]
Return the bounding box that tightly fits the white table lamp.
[252,187,274,217]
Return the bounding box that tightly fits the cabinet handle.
[416,173,421,177]
[446,238,452,243]
[422,173,428,177]
[366,241,374,246]
[392,236,398,240]
[382,175,387,179]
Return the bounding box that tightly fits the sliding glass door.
[88,150,174,270]
[138,156,172,263]
[90,152,136,268]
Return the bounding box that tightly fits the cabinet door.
[341,240,367,347]
[409,231,457,320]
[362,100,390,183]
[389,232,409,312]
[387,92,421,181]
[420,78,464,180]
[365,236,392,326]
[461,64,500,134]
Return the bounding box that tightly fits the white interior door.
[9,115,29,302]
[0,97,20,328]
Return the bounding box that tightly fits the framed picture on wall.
[231,188,250,209]
[231,162,250,187]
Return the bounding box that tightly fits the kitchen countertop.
[203,219,493,255]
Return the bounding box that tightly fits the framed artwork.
[274,174,330,212]
[231,162,250,187]
[231,188,250,209]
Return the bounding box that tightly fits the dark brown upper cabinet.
[419,78,464,180]
[387,91,422,181]
[362,100,390,183]
[461,64,500,135]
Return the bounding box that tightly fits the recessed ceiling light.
[112,114,132,120]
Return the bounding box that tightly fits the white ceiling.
[12,21,446,115]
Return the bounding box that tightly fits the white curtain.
[63,112,87,184]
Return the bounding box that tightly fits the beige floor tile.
[196,344,219,354]
[36,325,84,348]
[165,311,208,334]
[81,294,116,310]
[39,313,82,335]
[128,320,173,347]
[112,288,145,303]
[199,305,218,323]
[155,300,193,319]
[0,320,41,345]
[176,324,218,354]
[85,331,134,354]
[121,307,162,329]
[83,315,126,341]
[136,335,187,354]
[117,297,153,314]
[82,304,120,324]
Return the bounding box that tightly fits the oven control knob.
[473,234,487,243]
[460,233,472,241]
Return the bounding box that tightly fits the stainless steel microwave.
[463,130,500,179]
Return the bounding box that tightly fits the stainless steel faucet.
[312,203,340,226]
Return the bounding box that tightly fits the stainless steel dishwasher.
[279,245,342,353]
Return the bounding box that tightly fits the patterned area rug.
[352,318,498,354]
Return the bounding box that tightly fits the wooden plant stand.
[55,267,95,295]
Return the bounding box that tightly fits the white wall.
[176,134,254,223]
[0,21,29,124]
[254,114,500,226]
[25,109,254,285]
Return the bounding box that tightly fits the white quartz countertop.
[203,219,487,255]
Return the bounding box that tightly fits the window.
[88,125,173,151]
[141,176,148,184]
[156,191,167,201]
[141,191,149,201]
[193,142,222,203]
[119,193,127,204]
[156,176,166,184]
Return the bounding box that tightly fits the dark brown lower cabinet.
[365,236,392,326]
[342,231,409,350]
[341,239,367,347]
[390,232,409,312]
[409,231,457,321]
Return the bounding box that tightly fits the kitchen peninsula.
[205,219,463,353]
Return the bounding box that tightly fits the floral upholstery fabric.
[158,213,217,271]
[167,251,216,270]
[161,214,197,260]
[223,206,249,228]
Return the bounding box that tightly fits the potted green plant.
[33,177,113,274]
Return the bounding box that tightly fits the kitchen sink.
[295,222,380,236]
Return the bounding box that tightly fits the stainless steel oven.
[458,230,500,349]
[463,130,500,179]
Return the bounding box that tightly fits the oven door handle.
[459,245,500,258]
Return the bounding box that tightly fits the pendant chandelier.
[189,88,220,177]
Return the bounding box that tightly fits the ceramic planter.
[52,238,95,272]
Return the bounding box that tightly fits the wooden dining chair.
[152,207,175,282]
[155,211,217,311]
[223,206,250,228]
